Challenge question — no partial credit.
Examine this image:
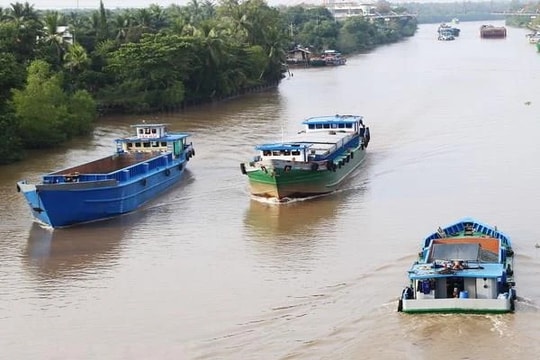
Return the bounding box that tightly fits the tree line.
[0,0,417,164]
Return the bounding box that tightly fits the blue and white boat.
[17,123,195,228]
[398,217,516,314]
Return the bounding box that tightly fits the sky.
[0,0,314,10]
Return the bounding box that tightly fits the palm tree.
[41,11,67,66]
[63,42,90,73]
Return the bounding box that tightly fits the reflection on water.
[245,196,339,237]
[24,216,132,282]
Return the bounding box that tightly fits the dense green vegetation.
[0,0,419,164]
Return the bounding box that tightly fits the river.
[1,20,540,359]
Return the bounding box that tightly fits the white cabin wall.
[435,279,447,299]
[463,278,477,298]
[476,278,497,299]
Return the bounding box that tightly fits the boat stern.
[400,297,514,314]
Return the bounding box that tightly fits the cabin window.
[308,124,315,130]
[139,129,144,134]
[127,142,133,148]
[151,141,159,147]
[152,129,157,134]
[346,124,353,129]
[145,128,151,134]
[323,124,330,129]
[263,150,271,156]
[316,124,323,129]
[161,142,167,147]
[135,142,141,148]
[338,124,345,129]
[143,142,151,148]
[283,150,291,156]
[272,151,280,156]
[291,150,301,156]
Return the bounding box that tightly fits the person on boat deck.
[452,260,464,270]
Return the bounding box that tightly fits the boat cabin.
[302,114,364,134]
[116,123,190,159]
[254,115,365,163]
[410,236,511,301]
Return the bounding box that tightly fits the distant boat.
[309,49,347,66]
[438,23,460,38]
[480,24,507,38]
[240,114,370,200]
[398,218,516,314]
[527,32,540,44]
[17,123,195,228]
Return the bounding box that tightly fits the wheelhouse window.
[135,142,141,148]
[291,150,301,156]
[263,150,271,156]
[143,142,151,148]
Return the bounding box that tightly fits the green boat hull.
[245,146,366,199]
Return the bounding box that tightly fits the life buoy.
[240,163,247,175]
[165,169,171,176]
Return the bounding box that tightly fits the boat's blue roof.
[255,143,312,151]
[408,262,504,280]
[116,133,189,142]
[302,115,363,125]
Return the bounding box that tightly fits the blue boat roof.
[255,143,312,151]
[116,133,189,142]
[302,114,363,125]
[408,262,504,280]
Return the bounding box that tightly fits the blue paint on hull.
[18,165,187,228]
[17,123,194,228]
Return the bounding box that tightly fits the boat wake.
[250,193,327,204]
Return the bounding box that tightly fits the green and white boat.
[240,114,370,200]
